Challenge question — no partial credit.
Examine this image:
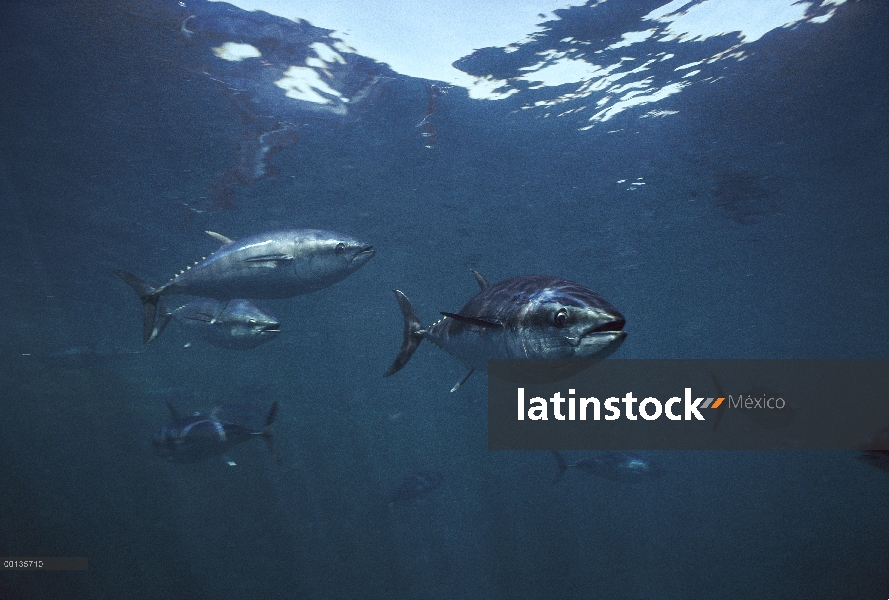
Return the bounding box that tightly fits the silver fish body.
[116,229,373,342]
[550,450,659,484]
[153,298,281,349]
[385,271,626,390]
[155,229,374,299]
[153,401,278,463]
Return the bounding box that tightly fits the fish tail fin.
[114,269,161,344]
[550,450,569,484]
[384,290,425,377]
[261,401,278,456]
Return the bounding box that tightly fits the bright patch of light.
[590,81,687,122]
[606,29,656,50]
[640,109,679,118]
[520,57,607,88]
[675,60,704,71]
[212,42,261,62]
[455,73,519,101]
[610,79,650,95]
[645,0,828,44]
[809,8,838,24]
[212,0,588,96]
[275,66,346,106]
[309,42,346,64]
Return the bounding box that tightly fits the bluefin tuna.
[150,297,280,349]
[384,271,626,391]
[28,344,143,370]
[153,401,278,463]
[550,450,660,484]
[116,229,374,342]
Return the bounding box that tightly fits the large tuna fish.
[385,270,626,391]
[116,229,373,342]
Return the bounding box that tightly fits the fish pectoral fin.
[205,231,234,246]
[183,312,216,323]
[450,368,475,393]
[243,254,294,264]
[440,312,502,328]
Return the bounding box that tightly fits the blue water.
[1,0,887,598]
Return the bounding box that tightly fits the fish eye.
[553,308,569,328]
[335,242,346,254]
[248,319,256,324]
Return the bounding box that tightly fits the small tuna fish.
[550,450,659,484]
[149,297,280,349]
[389,471,444,505]
[116,229,374,342]
[29,344,142,370]
[385,271,626,391]
[153,401,278,463]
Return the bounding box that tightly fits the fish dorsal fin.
[440,312,502,328]
[165,401,180,420]
[205,231,234,247]
[470,269,489,290]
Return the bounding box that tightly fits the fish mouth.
[260,323,281,334]
[351,245,375,266]
[592,315,626,334]
[575,315,627,347]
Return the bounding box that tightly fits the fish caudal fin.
[550,450,569,484]
[114,269,161,344]
[384,290,424,377]
[261,401,278,456]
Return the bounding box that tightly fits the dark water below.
[1,0,887,598]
